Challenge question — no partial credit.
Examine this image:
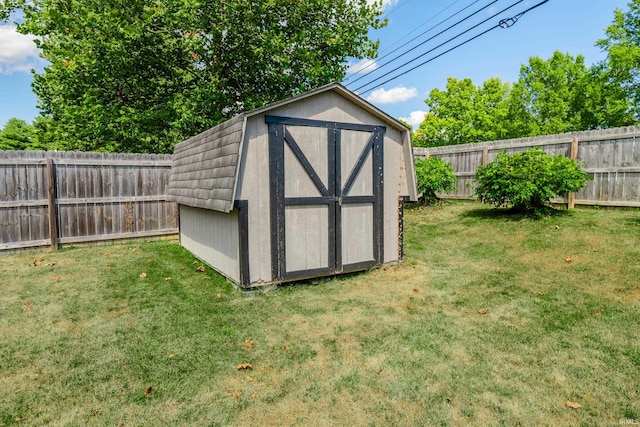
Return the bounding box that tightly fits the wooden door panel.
[284,144,323,198]
[285,205,329,272]
[267,115,384,282]
[286,125,329,188]
[341,203,374,266]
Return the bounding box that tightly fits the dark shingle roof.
[167,114,244,213]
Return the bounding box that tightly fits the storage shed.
[167,83,418,291]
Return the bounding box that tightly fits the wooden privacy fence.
[0,150,178,251]
[414,125,640,208]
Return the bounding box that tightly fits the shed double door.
[267,115,385,282]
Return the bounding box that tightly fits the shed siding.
[236,91,412,283]
[382,126,407,264]
[179,205,240,282]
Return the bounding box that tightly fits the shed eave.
[243,83,410,133]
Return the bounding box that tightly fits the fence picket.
[0,151,177,251]
[414,126,640,208]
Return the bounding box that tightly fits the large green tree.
[505,51,633,137]
[1,0,384,153]
[597,0,640,121]
[413,77,510,147]
[504,51,588,137]
[415,49,635,147]
[0,118,33,150]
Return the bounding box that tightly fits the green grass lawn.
[1,202,639,426]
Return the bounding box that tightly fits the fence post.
[46,159,59,250]
[567,137,579,209]
[482,147,489,167]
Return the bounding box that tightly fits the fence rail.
[0,150,178,251]
[414,125,640,208]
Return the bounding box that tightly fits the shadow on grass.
[461,205,571,221]
[626,216,640,227]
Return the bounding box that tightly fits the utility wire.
[347,0,497,85]
[383,0,413,19]
[346,0,485,78]
[350,0,513,90]
[354,0,550,94]
[376,0,467,57]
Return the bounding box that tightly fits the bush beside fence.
[414,125,640,208]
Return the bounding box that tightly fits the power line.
[346,0,486,78]
[355,0,550,94]
[376,0,468,57]
[383,0,413,19]
[346,0,497,85]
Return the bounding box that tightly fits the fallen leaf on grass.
[237,363,253,370]
[555,225,560,230]
[164,277,172,281]
[565,401,582,409]
[104,262,109,266]
[168,354,174,358]
[23,304,31,312]
[90,408,100,416]
[251,394,257,399]
[216,293,222,298]
[192,261,199,265]
[245,338,254,347]
[147,258,153,263]
[406,305,412,310]
[139,272,147,278]
[235,392,240,399]
[478,308,489,315]
[33,259,42,266]
[594,311,601,316]
[53,275,61,281]
[565,256,572,263]
[196,266,205,272]
[413,288,419,293]
[15,418,26,422]
[144,387,153,397]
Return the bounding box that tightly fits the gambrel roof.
[167,83,418,212]
[167,115,244,212]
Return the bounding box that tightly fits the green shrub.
[474,148,591,215]
[414,156,457,204]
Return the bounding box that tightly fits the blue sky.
[0,0,632,130]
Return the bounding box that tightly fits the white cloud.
[366,86,418,104]
[367,0,399,8]
[399,110,428,128]
[347,58,377,74]
[0,25,41,74]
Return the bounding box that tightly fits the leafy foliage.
[415,50,636,148]
[0,118,35,150]
[413,77,510,147]
[505,51,634,137]
[474,148,591,215]
[414,156,456,204]
[596,0,640,121]
[2,0,385,153]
